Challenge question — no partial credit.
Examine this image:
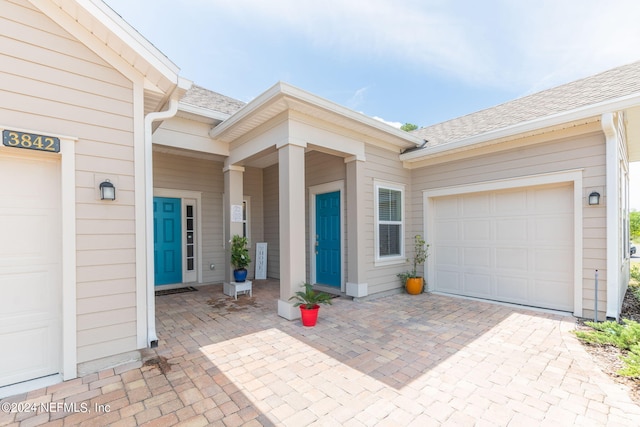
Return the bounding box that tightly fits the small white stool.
[229,280,252,300]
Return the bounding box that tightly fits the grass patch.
[631,263,640,285]
[575,319,640,378]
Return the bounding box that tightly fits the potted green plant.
[289,283,333,326]
[230,234,251,282]
[397,234,429,294]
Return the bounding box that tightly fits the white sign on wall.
[255,243,267,280]
[231,205,243,222]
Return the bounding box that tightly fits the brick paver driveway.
[2,280,639,426]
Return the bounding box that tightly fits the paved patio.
[1,279,639,426]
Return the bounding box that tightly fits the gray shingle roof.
[413,60,640,147]
[180,84,246,116]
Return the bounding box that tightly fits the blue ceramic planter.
[233,268,248,282]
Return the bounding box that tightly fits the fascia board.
[401,92,640,162]
[83,0,180,79]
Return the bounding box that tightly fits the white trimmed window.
[375,181,404,262]
[242,196,251,244]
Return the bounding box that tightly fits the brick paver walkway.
[1,280,639,426]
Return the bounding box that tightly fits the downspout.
[144,99,179,347]
[602,112,619,319]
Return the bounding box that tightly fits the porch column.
[223,164,245,284]
[277,142,306,320]
[346,159,368,297]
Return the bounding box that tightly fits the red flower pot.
[299,305,320,326]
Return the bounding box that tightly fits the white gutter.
[180,102,231,122]
[602,113,620,319]
[144,98,180,347]
[401,91,640,162]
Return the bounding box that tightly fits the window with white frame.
[242,197,251,244]
[375,181,404,261]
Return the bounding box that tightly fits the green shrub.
[575,319,640,349]
[631,264,640,283]
[574,319,640,377]
[619,344,640,377]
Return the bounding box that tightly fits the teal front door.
[154,197,182,286]
[315,191,341,287]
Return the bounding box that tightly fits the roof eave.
[210,82,423,148]
[84,0,180,82]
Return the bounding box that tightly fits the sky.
[103,0,640,208]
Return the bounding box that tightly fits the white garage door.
[432,183,574,311]
[0,151,61,387]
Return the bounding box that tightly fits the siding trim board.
[423,169,584,317]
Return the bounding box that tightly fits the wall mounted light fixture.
[588,191,600,205]
[99,179,116,201]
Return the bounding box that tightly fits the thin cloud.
[200,0,640,92]
[347,86,370,110]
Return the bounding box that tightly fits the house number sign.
[3,130,60,153]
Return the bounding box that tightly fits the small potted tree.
[289,283,333,326]
[397,234,429,295]
[230,234,251,282]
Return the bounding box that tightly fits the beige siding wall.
[411,129,607,316]
[1,1,138,363]
[263,164,280,278]
[362,145,413,295]
[153,152,225,284]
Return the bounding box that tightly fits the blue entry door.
[315,191,341,287]
[154,197,182,286]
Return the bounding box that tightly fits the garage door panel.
[534,186,573,213]
[0,269,58,319]
[464,247,490,268]
[462,193,490,215]
[435,221,459,240]
[534,249,573,277]
[497,219,527,241]
[495,190,527,213]
[496,248,528,271]
[0,214,54,258]
[496,276,529,301]
[435,270,460,291]
[435,198,459,218]
[0,323,56,386]
[463,273,491,295]
[534,216,573,241]
[464,220,490,240]
[534,279,573,311]
[436,246,460,265]
[432,183,573,312]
